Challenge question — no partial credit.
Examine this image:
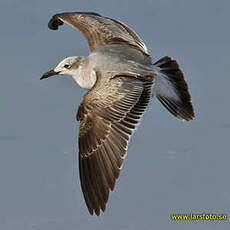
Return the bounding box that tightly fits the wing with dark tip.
[77,71,152,215]
[48,12,149,55]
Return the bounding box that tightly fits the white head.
[41,56,85,79]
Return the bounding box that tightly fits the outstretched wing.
[48,12,149,55]
[77,71,153,215]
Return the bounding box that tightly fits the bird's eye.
[64,64,70,69]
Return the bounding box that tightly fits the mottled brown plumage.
[41,11,195,216]
[77,71,152,215]
[48,12,149,55]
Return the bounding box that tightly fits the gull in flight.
[41,12,194,216]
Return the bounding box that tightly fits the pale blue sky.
[0,0,229,229]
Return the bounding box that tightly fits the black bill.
[40,69,59,80]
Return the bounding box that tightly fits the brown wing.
[48,12,149,55]
[77,71,153,215]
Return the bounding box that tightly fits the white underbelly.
[72,68,97,89]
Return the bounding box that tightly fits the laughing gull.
[41,12,194,216]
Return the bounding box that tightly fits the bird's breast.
[72,66,97,89]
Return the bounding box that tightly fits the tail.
[153,56,194,121]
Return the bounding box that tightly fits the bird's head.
[41,56,85,80]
